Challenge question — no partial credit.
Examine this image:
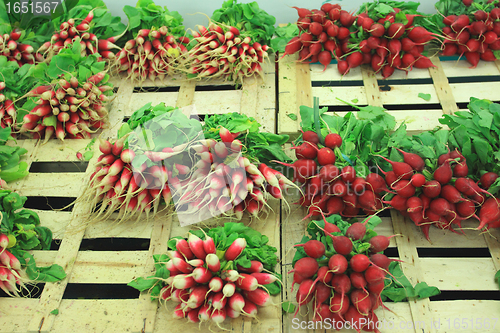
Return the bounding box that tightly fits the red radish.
[411,173,426,188]
[430,198,453,216]
[172,258,194,274]
[290,141,318,160]
[369,235,391,253]
[251,273,277,285]
[228,292,245,312]
[346,52,363,70]
[302,130,320,144]
[175,239,194,260]
[241,299,258,319]
[352,177,367,194]
[337,60,349,74]
[358,190,380,211]
[330,293,349,315]
[477,197,500,229]
[350,271,368,291]
[313,282,332,309]
[331,274,351,297]
[387,23,405,39]
[376,155,413,179]
[423,180,441,198]
[324,221,341,234]
[331,235,353,255]
[292,6,312,19]
[296,279,316,311]
[317,266,333,284]
[456,200,477,219]
[346,222,366,241]
[339,10,355,27]
[273,159,317,180]
[433,160,453,185]
[294,239,325,258]
[243,288,271,307]
[350,289,371,316]
[188,233,207,260]
[325,133,342,148]
[318,51,332,71]
[364,266,386,285]
[382,194,407,211]
[350,254,371,272]
[328,253,348,274]
[452,15,470,32]
[290,257,319,278]
[406,196,423,213]
[206,253,221,272]
[465,51,480,68]
[237,261,263,274]
[192,267,212,284]
[369,253,391,271]
[281,37,302,59]
[391,180,416,198]
[340,166,356,183]
[319,164,339,182]
[225,238,246,260]
[441,185,467,204]
[172,274,196,290]
[395,148,424,171]
[480,172,498,189]
[365,173,387,193]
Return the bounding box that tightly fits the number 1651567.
[6,1,61,14]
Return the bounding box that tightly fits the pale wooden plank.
[428,56,459,115]
[421,258,498,291]
[104,78,134,140]
[278,54,300,136]
[375,66,433,80]
[36,210,72,239]
[50,299,144,333]
[361,66,383,107]
[192,90,242,115]
[312,86,368,106]
[430,300,500,333]
[310,63,363,81]
[483,227,500,272]
[246,59,276,133]
[0,298,38,333]
[175,80,196,108]
[15,173,83,198]
[26,142,102,333]
[450,82,500,103]
[441,59,500,77]
[129,92,179,114]
[31,250,148,284]
[31,139,92,162]
[380,84,440,105]
[391,211,434,333]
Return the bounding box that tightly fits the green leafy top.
[271,23,299,53]
[122,0,185,41]
[211,0,276,46]
[0,189,66,283]
[202,113,292,166]
[435,0,499,17]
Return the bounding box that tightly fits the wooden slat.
[175,80,196,108]
[450,82,500,103]
[129,92,179,113]
[428,56,459,115]
[391,211,434,333]
[105,79,135,139]
[15,173,84,197]
[361,66,383,107]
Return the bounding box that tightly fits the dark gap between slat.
[24,196,75,212]
[430,290,500,301]
[377,78,434,86]
[62,284,140,299]
[0,283,45,298]
[457,101,500,109]
[448,75,500,84]
[384,247,399,258]
[383,103,443,111]
[195,84,238,92]
[29,161,88,173]
[417,247,491,258]
[321,105,363,112]
[312,80,364,87]
[133,86,180,93]
[79,238,150,251]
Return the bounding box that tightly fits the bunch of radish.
[290,217,396,332]
[178,22,269,82]
[36,10,122,64]
[275,129,386,220]
[173,126,295,221]
[379,147,500,240]
[81,135,171,224]
[440,1,500,67]
[19,70,112,142]
[0,29,35,67]
[349,9,439,77]
[0,82,15,131]
[158,233,277,326]
[113,26,191,83]
[0,234,25,297]
[281,3,439,78]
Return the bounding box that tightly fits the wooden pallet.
[0,60,279,333]
[278,54,500,140]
